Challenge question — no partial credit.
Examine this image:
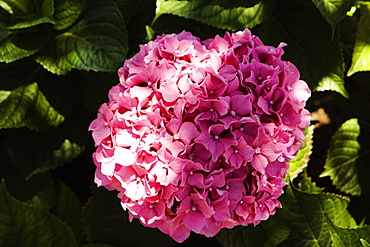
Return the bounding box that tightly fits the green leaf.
[146,25,155,41]
[327,216,370,247]
[0,6,52,62]
[0,25,39,62]
[1,0,55,29]
[6,131,85,179]
[217,214,290,247]
[81,244,117,247]
[79,72,118,113]
[0,179,78,247]
[53,0,85,30]
[0,82,65,131]
[14,137,84,179]
[278,182,356,247]
[155,0,275,30]
[289,125,314,180]
[52,179,84,244]
[295,170,323,193]
[36,0,128,75]
[0,91,10,101]
[256,0,348,98]
[82,186,175,247]
[347,3,370,76]
[311,0,355,28]
[362,239,370,247]
[320,118,362,196]
[3,105,88,179]
[0,59,42,90]
[0,146,57,210]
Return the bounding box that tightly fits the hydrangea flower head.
[89,29,311,243]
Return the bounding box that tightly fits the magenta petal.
[209,140,226,161]
[212,194,231,221]
[195,199,215,219]
[229,154,244,169]
[194,132,224,161]
[177,196,192,215]
[227,178,245,201]
[257,97,270,114]
[187,173,204,188]
[231,94,252,115]
[171,224,191,243]
[261,142,280,162]
[213,99,230,116]
[251,154,268,174]
[183,211,206,233]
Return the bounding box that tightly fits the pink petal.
[91,122,110,145]
[207,34,229,53]
[160,81,181,102]
[178,122,200,145]
[129,86,152,106]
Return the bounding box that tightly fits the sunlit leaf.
[289,125,314,180]
[0,91,10,101]
[312,0,355,28]
[82,186,175,247]
[36,0,128,75]
[320,118,362,196]
[2,0,55,29]
[0,180,78,247]
[327,215,370,247]
[295,170,323,193]
[256,0,348,97]
[155,0,275,30]
[278,182,356,247]
[347,3,370,76]
[0,82,65,130]
[53,0,85,30]
[362,239,370,247]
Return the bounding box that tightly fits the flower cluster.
[89,29,311,243]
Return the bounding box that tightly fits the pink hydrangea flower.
[89,29,311,243]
